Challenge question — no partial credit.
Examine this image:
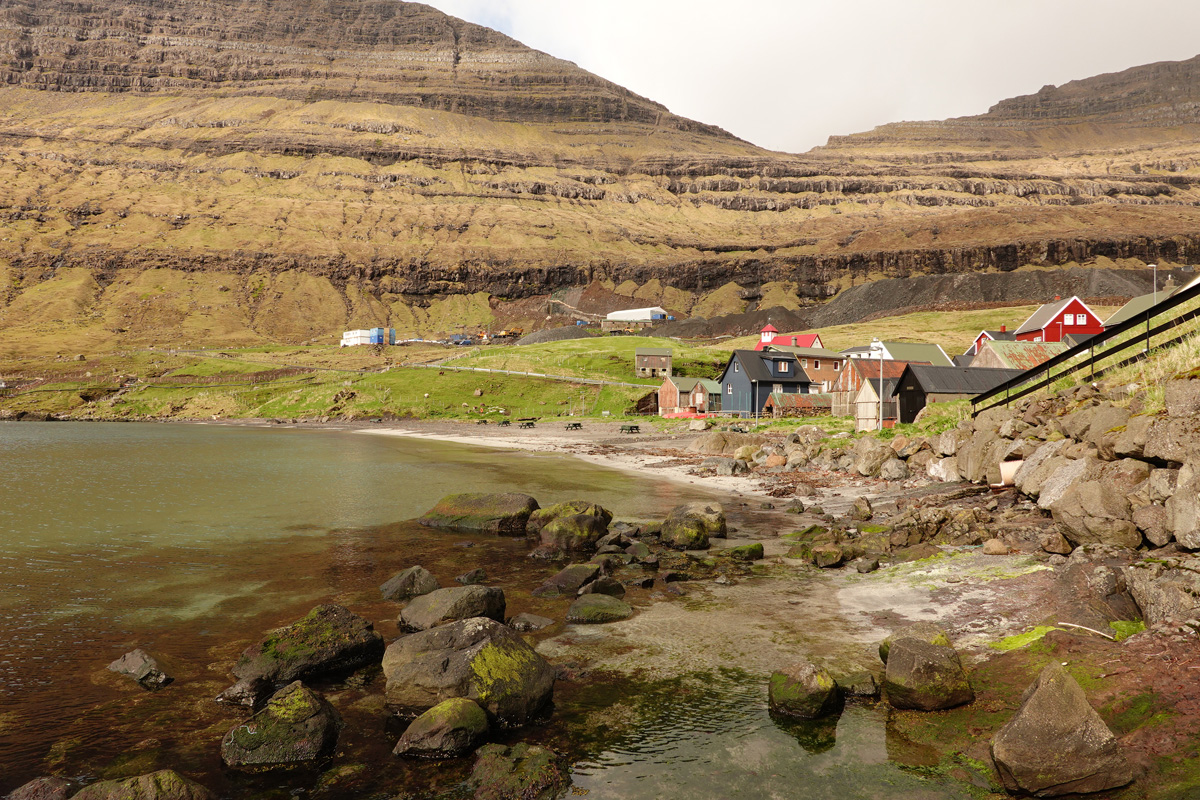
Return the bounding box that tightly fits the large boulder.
[380,566,440,601]
[660,502,726,550]
[538,514,608,552]
[1049,459,1149,549]
[218,604,384,706]
[220,681,341,768]
[393,697,489,758]
[470,743,568,800]
[1144,415,1200,465]
[383,618,555,727]
[768,658,841,719]
[879,457,909,481]
[927,456,960,483]
[853,437,894,477]
[1037,457,1098,511]
[878,622,951,664]
[71,772,215,800]
[526,500,612,533]
[959,428,1003,484]
[1013,439,1069,498]
[566,594,634,624]
[991,663,1133,797]
[1165,474,1200,548]
[419,493,539,536]
[882,639,974,711]
[1113,414,1155,459]
[1124,554,1200,625]
[532,563,599,597]
[399,586,506,632]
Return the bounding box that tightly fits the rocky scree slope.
[2,5,1200,347]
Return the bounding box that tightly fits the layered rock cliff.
[1,0,1199,349]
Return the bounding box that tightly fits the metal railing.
[972,279,1200,416]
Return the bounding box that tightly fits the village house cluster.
[646,289,1173,429]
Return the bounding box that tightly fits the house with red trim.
[1014,296,1104,343]
[753,324,824,351]
[966,325,1015,356]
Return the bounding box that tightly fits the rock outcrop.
[418,493,539,536]
[398,586,507,632]
[220,682,341,768]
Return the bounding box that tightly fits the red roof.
[791,334,822,348]
[760,324,779,333]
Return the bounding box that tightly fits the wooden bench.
[476,419,489,424]
[620,424,640,434]
[519,421,536,429]
[497,420,511,427]
[729,426,747,433]
[565,422,582,430]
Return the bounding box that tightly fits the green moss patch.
[988,626,1060,651]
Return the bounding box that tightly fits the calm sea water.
[0,423,975,798]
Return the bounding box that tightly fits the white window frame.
[734,363,739,373]
[833,361,841,371]
[814,359,821,370]
[801,358,807,368]
[778,360,789,373]
[726,384,732,395]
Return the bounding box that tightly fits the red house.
[967,325,1015,356]
[754,325,824,351]
[1014,296,1103,343]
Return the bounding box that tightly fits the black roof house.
[895,364,1025,423]
[718,350,812,415]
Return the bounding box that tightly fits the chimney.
[1000,324,1006,332]
[1054,295,1061,301]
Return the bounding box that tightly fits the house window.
[778,360,789,373]
[1034,336,1042,343]
[726,384,732,395]
[834,361,841,371]
[814,360,821,370]
[801,358,807,368]
[1063,314,1074,326]
[734,363,739,373]
[773,383,783,394]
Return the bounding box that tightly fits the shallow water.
[0,423,977,798]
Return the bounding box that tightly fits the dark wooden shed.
[895,365,1025,424]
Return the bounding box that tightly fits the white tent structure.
[605,307,667,322]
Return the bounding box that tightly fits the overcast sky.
[425,0,1200,153]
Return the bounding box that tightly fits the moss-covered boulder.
[811,544,845,568]
[218,604,384,707]
[725,543,765,562]
[566,594,633,624]
[991,663,1133,797]
[538,514,609,552]
[660,503,727,550]
[882,638,974,711]
[71,771,215,800]
[878,622,951,664]
[393,697,489,759]
[380,565,440,601]
[383,618,555,728]
[470,743,568,800]
[577,576,626,598]
[419,493,539,536]
[625,541,652,560]
[399,586,506,632]
[768,659,842,719]
[526,500,613,533]
[220,681,341,768]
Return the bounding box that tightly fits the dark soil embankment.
[649,307,813,339]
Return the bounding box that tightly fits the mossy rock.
[380,565,440,601]
[383,618,555,728]
[419,492,539,536]
[725,543,764,561]
[566,594,633,624]
[785,543,813,560]
[220,681,341,768]
[532,563,599,597]
[539,513,608,552]
[660,502,726,550]
[811,544,845,569]
[625,541,651,560]
[220,604,384,706]
[882,639,974,712]
[399,586,506,632]
[878,622,952,664]
[393,697,489,759]
[768,659,842,720]
[470,743,567,800]
[526,500,613,532]
[71,771,216,800]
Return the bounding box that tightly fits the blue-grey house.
[718,350,812,415]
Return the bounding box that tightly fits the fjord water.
[0,423,974,798]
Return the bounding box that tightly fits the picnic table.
[620,424,640,434]
[565,422,582,431]
[519,421,536,429]
[476,419,489,425]
[729,426,747,433]
[497,420,511,427]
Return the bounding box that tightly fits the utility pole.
[1150,263,1158,305]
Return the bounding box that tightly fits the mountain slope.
[1,3,1200,353]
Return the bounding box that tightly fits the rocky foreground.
[11,374,1200,798]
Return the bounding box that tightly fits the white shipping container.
[605,307,667,322]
